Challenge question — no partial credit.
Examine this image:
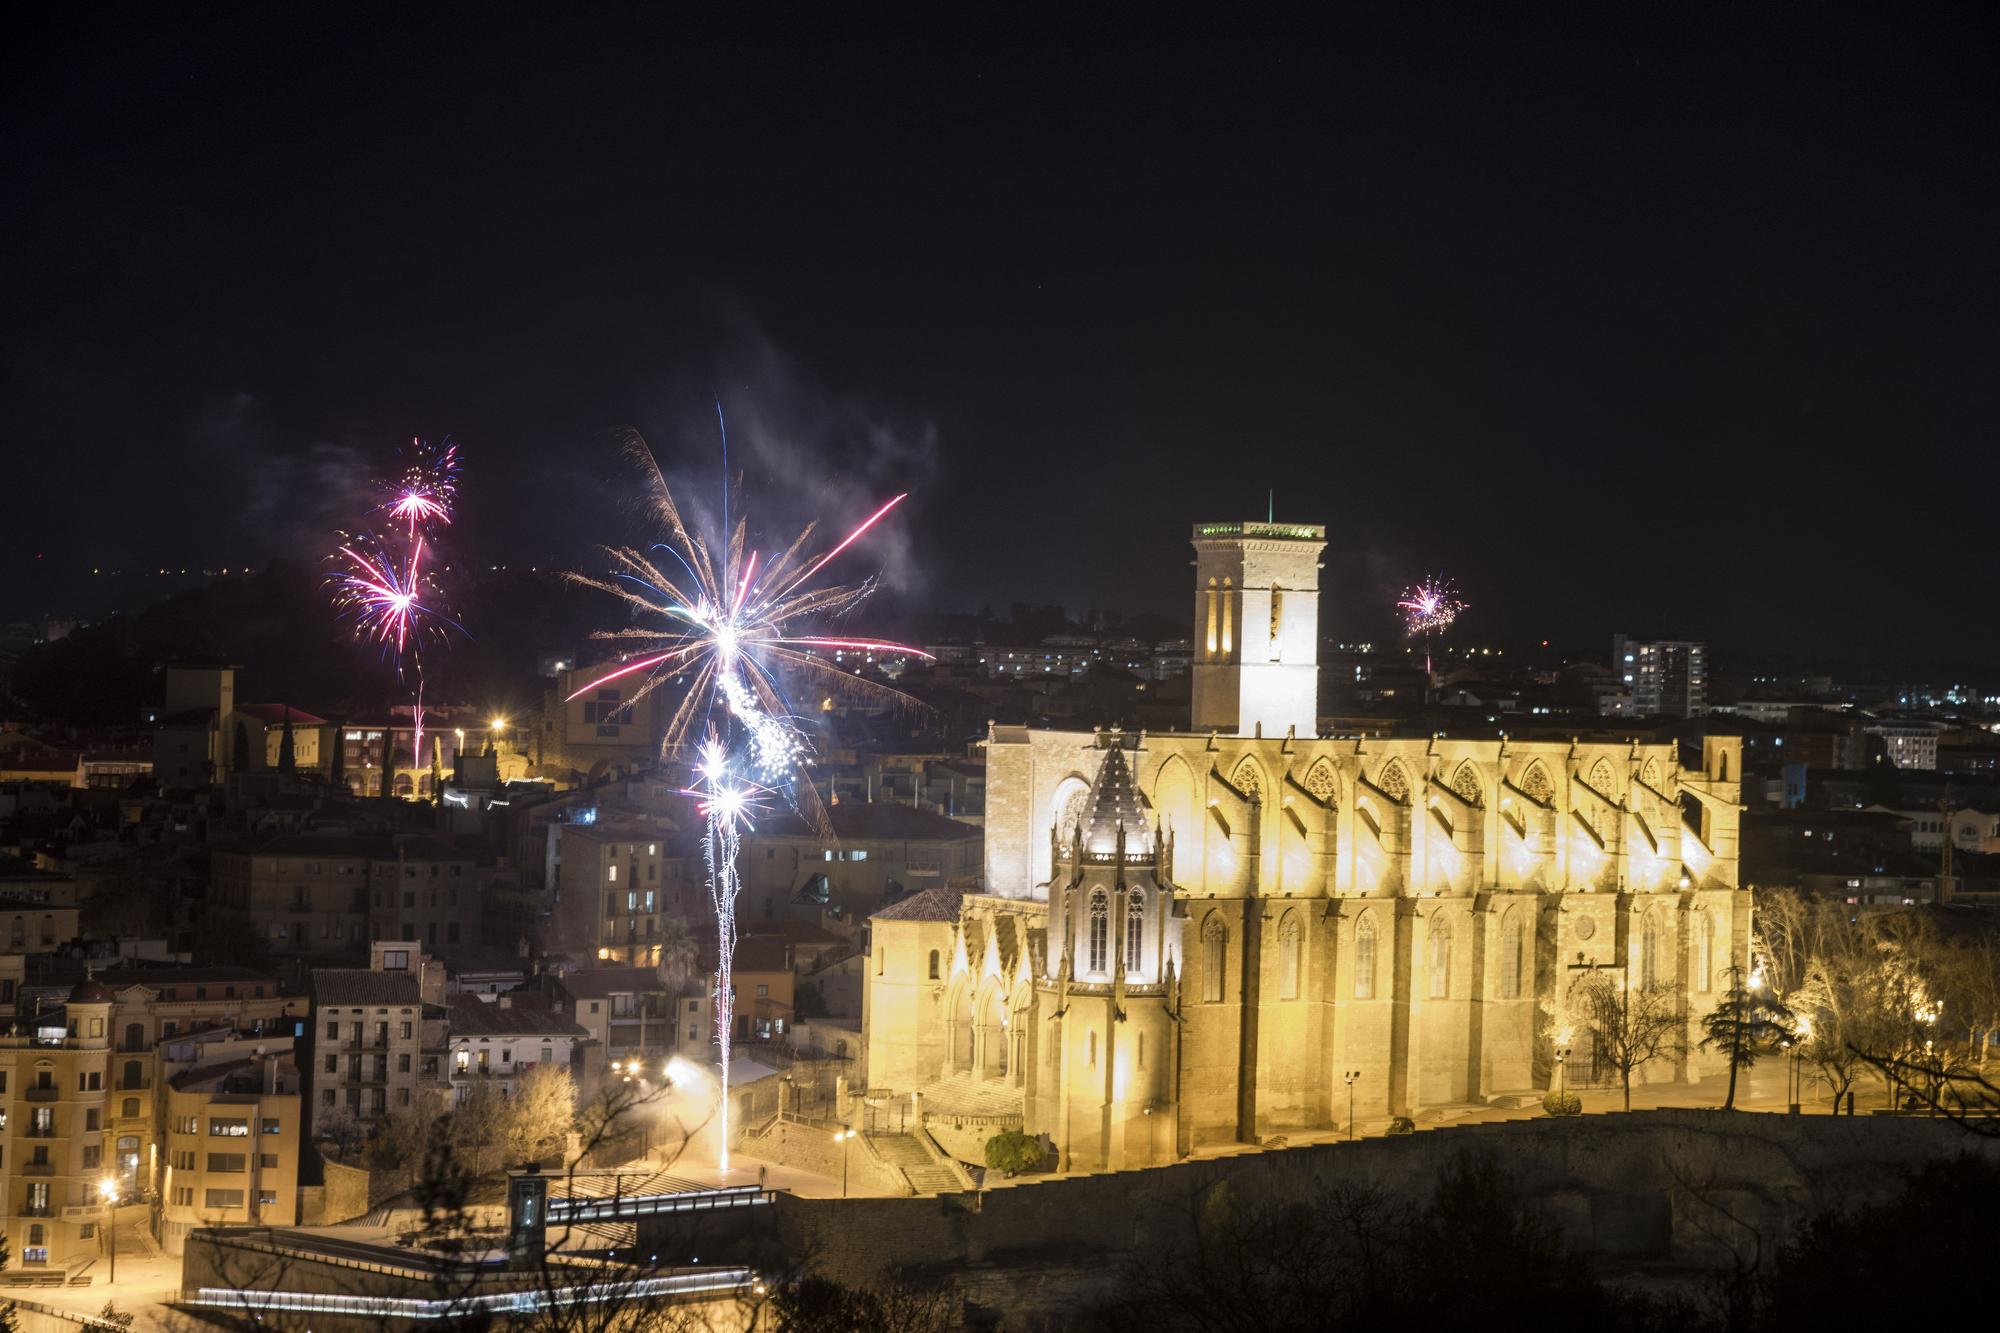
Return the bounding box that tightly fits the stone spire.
[1082,743,1153,860]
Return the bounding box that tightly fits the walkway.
[866,1133,962,1194]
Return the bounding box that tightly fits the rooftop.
[235,704,330,727]
[1191,520,1327,541]
[446,992,585,1039]
[871,886,965,922]
[555,966,665,999]
[313,969,425,1006]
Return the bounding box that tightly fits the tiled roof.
[447,993,585,1039]
[871,887,964,922]
[312,969,424,1006]
[556,967,664,999]
[235,704,330,727]
[734,938,792,973]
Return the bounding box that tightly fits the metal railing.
[546,1185,770,1225]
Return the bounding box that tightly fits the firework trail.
[1396,574,1466,691]
[331,438,466,788]
[567,429,927,1169]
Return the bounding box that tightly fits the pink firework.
[331,532,462,657]
[1397,575,1465,637]
[384,437,460,537]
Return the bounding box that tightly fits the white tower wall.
[1190,522,1326,737]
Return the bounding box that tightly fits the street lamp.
[1342,1070,1361,1141]
[1554,1031,1573,1103]
[833,1127,856,1197]
[98,1177,119,1283]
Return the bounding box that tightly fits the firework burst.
[384,437,461,538]
[1396,575,1465,637]
[1396,574,1466,694]
[331,438,467,787]
[567,429,928,1169]
[330,532,462,656]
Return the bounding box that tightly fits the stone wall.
[745,1112,1996,1326]
[299,1155,371,1226]
[750,1120,912,1196]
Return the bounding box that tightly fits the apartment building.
[547,823,678,965]
[156,1051,301,1253]
[92,965,302,1207]
[548,967,678,1069]
[443,993,588,1105]
[1611,635,1708,718]
[0,979,116,1278]
[211,834,478,963]
[740,801,982,921]
[307,945,448,1139]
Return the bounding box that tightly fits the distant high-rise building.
[1613,635,1707,718]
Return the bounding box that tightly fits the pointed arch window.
[1640,912,1662,989]
[1519,762,1554,805]
[1695,912,1715,993]
[1126,891,1145,977]
[1501,913,1523,999]
[1354,914,1377,999]
[1377,761,1410,803]
[1278,912,1302,1000]
[1087,890,1109,977]
[1201,916,1226,1003]
[1428,917,1451,999]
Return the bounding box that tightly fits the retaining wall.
[751,1111,1998,1325]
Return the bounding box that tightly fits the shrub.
[1543,1090,1583,1116]
[983,1129,1044,1176]
[1385,1116,1417,1135]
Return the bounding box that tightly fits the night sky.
[4,9,1995,670]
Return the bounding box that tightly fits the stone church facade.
[864,522,1750,1171]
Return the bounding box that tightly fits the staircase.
[867,1133,962,1195]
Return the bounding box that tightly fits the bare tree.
[507,1063,579,1164]
[1568,974,1685,1111]
[1940,935,2000,1072]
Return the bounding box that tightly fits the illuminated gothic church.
[863,522,1751,1170]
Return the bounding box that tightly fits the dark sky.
[4,8,1995,670]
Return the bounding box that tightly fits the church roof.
[1082,744,1153,859]
[872,887,964,922]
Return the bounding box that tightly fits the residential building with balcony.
[547,967,678,1071]
[547,823,682,965]
[156,1051,301,1254]
[443,993,587,1105]
[306,947,448,1141]
[0,979,117,1281]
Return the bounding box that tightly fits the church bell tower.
[1189,521,1326,737]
